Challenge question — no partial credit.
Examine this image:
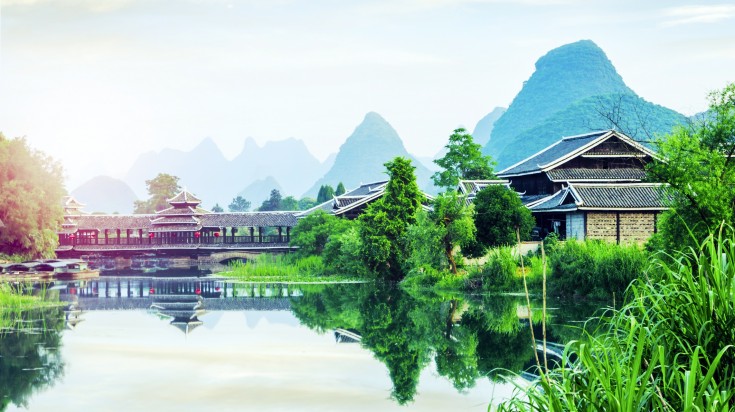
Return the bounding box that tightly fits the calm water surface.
[1,277,599,411]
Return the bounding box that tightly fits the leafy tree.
[211,203,224,213]
[258,189,282,211]
[406,211,447,272]
[335,182,346,196]
[432,128,496,190]
[473,184,534,250]
[322,225,367,276]
[0,134,65,258]
[429,191,476,274]
[358,157,423,279]
[133,173,180,213]
[298,197,317,211]
[228,196,251,212]
[316,185,335,203]
[647,83,735,251]
[290,210,347,256]
[280,196,299,211]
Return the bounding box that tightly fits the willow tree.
[0,134,65,258]
[359,157,423,280]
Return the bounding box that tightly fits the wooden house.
[497,130,667,243]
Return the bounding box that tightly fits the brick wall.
[585,211,656,244]
[619,213,655,244]
[585,212,618,242]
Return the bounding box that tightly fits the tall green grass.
[495,230,735,411]
[223,254,361,283]
[0,282,60,311]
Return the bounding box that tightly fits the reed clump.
[496,230,735,411]
[225,254,361,283]
[0,282,60,311]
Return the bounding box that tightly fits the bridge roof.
[63,212,299,233]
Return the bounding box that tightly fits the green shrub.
[468,247,517,291]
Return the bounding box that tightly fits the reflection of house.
[150,294,205,335]
[496,130,667,243]
[298,181,433,219]
[56,190,298,255]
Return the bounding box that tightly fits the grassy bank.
[0,282,61,311]
[495,231,735,411]
[221,254,364,283]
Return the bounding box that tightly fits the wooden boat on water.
[54,261,100,280]
[0,262,55,282]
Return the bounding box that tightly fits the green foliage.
[335,182,346,196]
[322,225,368,276]
[473,185,534,248]
[228,195,251,212]
[548,239,647,298]
[498,231,735,411]
[358,157,423,279]
[467,247,517,291]
[648,83,735,252]
[316,184,335,203]
[297,197,317,210]
[0,308,65,410]
[290,210,350,257]
[0,134,65,258]
[429,191,476,273]
[224,254,359,282]
[257,189,283,211]
[432,128,496,189]
[405,211,447,273]
[211,203,224,213]
[280,196,299,211]
[133,173,181,213]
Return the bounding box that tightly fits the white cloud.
[661,4,735,27]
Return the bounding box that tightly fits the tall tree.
[429,192,476,274]
[316,185,335,203]
[432,128,496,190]
[280,196,299,211]
[335,182,347,196]
[228,196,251,212]
[133,173,180,213]
[211,203,224,213]
[473,185,534,250]
[648,83,735,251]
[358,157,423,279]
[0,134,65,258]
[258,189,283,211]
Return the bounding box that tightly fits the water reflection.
[291,283,598,404]
[0,308,66,411]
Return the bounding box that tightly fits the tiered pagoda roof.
[60,196,88,234]
[150,190,207,233]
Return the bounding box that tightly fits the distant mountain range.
[70,39,694,208]
[71,175,138,214]
[484,40,686,169]
[305,112,435,196]
[122,136,331,209]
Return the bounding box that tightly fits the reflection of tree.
[0,308,66,411]
[291,284,587,404]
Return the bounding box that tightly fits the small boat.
[54,261,100,280]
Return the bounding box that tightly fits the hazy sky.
[1,0,734,189]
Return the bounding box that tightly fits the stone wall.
[585,212,618,242]
[585,211,656,244]
[619,212,655,244]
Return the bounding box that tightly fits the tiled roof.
[546,168,647,182]
[63,196,86,208]
[498,131,610,176]
[457,180,511,196]
[528,190,577,212]
[149,224,203,232]
[528,183,670,213]
[571,183,669,209]
[151,216,200,225]
[297,181,388,217]
[75,215,154,230]
[155,206,202,216]
[201,212,299,227]
[520,194,551,207]
[167,190,202,205]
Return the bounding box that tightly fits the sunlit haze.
[1,0,734,189]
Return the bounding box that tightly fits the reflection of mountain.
[0,308,66,410]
